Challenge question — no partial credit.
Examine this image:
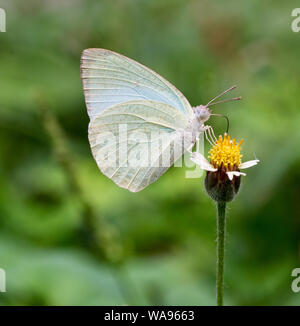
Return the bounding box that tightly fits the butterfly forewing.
[81,48,193,119]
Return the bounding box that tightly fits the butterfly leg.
[203,125,217,146]
[190,125,217,151]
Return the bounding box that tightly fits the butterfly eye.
[200,111,209,119]
[196,108,210,122]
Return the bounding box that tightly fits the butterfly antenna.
[206,85,237,106]
[208,96,242,107]
[210,113,230,134]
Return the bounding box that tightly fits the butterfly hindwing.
[88,100,194,192]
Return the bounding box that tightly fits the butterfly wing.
[81,48,193,119]
[88,100,195,192]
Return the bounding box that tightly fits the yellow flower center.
[209,134,243,170]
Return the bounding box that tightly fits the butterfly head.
[194,105,211,123]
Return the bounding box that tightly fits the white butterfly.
[81,48,240,192]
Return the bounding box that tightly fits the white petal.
[190,152,217,172]
[239,159,260,169]
[226,171,246,180]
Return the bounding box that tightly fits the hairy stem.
[216,201,226,306]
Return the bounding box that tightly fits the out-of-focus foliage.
[0,0,299,305]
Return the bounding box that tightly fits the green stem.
[216,201,226,306]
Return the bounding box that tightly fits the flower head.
[190,133,259,202]
[209,134,243,171]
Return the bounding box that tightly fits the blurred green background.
[0,0,299,306]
